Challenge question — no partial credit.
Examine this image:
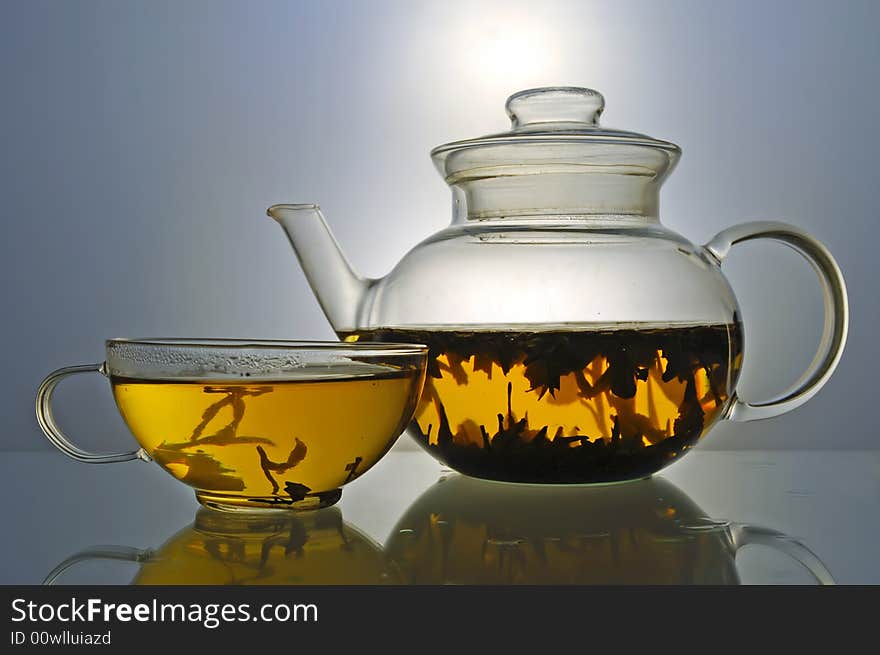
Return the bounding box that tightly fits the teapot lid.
[431,87,680,184]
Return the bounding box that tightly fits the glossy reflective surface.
[385,475,833,585]
[1,440,877,584]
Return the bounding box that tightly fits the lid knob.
[506,87,605,129]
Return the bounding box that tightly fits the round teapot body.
[276,88,845,485]
[345,220,744,484]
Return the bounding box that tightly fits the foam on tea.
[344,324,742,483]
[111,362,422,509]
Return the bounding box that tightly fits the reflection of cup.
[36,339,426,510]
[45,506,401,585]
[385,475,834,585]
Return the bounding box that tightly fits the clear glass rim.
[105,338,428,357]
[430,133,681,159]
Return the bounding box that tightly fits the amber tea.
[345,324,742,483]
[37,340,427,511]
[111,364,423,509]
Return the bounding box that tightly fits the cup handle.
[702,221,849,422]
[728,523,835,585]
[42,546,152,585]
[36,363,151,463]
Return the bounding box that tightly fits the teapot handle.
[42,545,152,585]
[702,221,848,422]
[728,523,835,585]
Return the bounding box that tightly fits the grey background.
[1,0,876,452]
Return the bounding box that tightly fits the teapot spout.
[267,204,371,334]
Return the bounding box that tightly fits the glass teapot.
[267,87,848,484]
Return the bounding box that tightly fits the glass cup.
[36,339,428,511]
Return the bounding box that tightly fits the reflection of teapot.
[269,86,847,484]
[384,475,834,585]
[45,507,399,585]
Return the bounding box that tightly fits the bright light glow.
[402,2,570,96]
[459,12,561,86]
[471,19,558,81]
